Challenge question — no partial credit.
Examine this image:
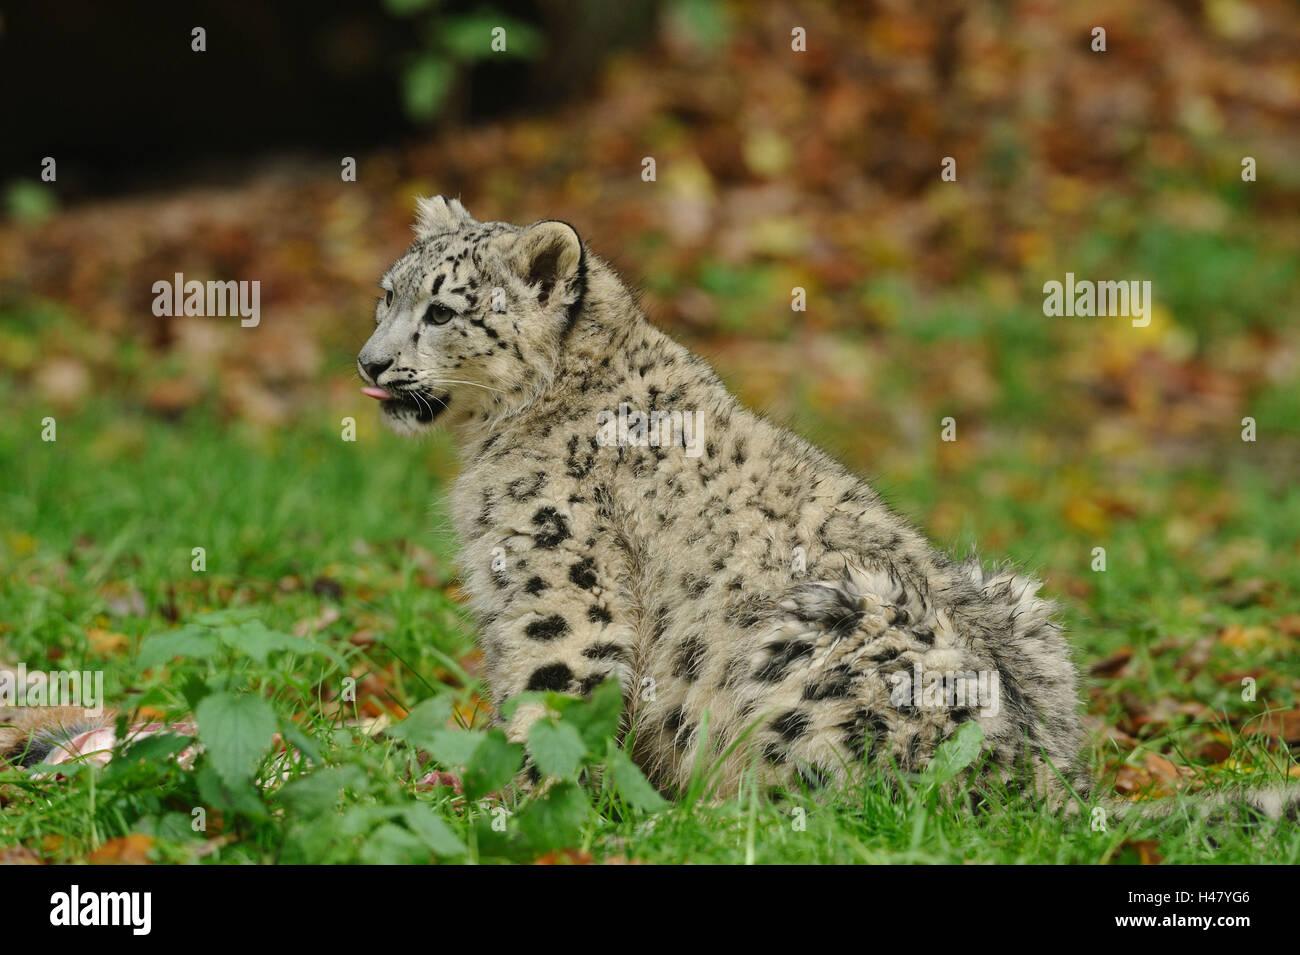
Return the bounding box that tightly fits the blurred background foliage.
[1,0,1299,806]
[2,0,1297,462]
[382,0,546,122]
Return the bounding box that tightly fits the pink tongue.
[362,386,391,400]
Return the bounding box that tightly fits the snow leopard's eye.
[422,303,455,326]
[384,289,393,307]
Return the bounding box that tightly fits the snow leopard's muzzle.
[357,356,451,433]
[366,384,452,429]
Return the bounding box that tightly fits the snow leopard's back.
[448,254,1087,799]
[598,382,1086,799]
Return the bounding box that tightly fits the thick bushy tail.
[0,707,112,768]
[1099,785,1300,828]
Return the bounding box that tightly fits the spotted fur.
[354,197,1297,819]
[0,707,110,768]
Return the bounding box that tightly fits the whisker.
[426,378,507,395]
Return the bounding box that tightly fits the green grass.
[2,351,1298,864]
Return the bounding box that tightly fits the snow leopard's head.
[358,196,585,436]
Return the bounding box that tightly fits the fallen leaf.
[145,379,201,416]
[89,834,155,864]
[415,770,464,795]
[1144,752,1180,783]
[1276,615,1300,639]
[1218,624,1274,649]
[87,627,130,655]
[1243,709,1300,746]
[1063,496,1109,535]
[1089,647,1133,677]
[1218,577,1271,608]
[347,629,378,647]
[0,846,44,865]
[1113,764,1152,795]
[533,849,594,865]
[292,605,341,637]
[1121,839,1164,866]
[34,357,91,404]
[39,835,65,854]
[1196,738,1233,764]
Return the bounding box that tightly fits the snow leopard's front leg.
[465,497,636,744]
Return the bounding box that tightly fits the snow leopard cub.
[358,196,1088,801]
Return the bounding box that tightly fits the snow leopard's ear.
[503,220,584,307]
[414,195,475,237]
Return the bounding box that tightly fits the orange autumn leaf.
[40,835,65,854]
[1063,496,1109,535]
[1143,752,1180,783]
[1113,764,1151,795]
[86,627,130,655]
[1122,839,1164,866]
[533,849,594,865]
[89,834,155,865]
[1218,624,1273,649]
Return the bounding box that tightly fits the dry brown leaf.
[1113,764,1152,795]
[0,846,44,865]
[1218,578,1272,608]
[1276,615,1300,639]
[87,627,130,656]
[1244,709,1300,746]
[145,379,201,415]
[292,605,341,637]
[1089,647,1133,677]
[1144,752,1180,783]
[1197,738,1233,764]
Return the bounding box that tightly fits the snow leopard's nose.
[359,357,393,385]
